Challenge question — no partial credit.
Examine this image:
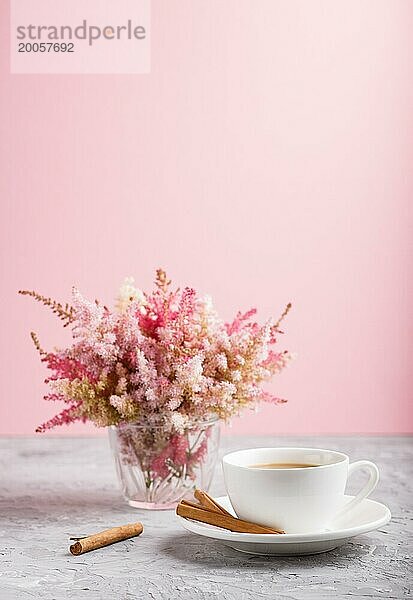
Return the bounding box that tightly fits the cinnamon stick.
[176,501,284,534]
[69,522,143,555]
[194,489,233,516]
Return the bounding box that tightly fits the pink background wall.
[1,0,412,435]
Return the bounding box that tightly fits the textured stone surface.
[1,435,412,599]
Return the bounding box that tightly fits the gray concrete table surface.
[1,435,412,600]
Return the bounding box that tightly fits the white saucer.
[177,495,391,556]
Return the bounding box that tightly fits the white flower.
[232,370,241,382]
[109,394,124,410]
[171,411,189,433]
[214,353,228,371]
[116,277,145,313]
[175,355,205,392]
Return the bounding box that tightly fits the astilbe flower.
[150,434,189,479]
[20,270,293,476]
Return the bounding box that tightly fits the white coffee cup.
[222,447,379,534]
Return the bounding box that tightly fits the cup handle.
[334,460,379,521]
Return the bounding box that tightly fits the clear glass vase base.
[109,418,220,510]
[128,499,177,510]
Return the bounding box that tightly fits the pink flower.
[150,434,190,479]
[36,402,85,433]
[44,352,91,383]
[225,308,257,335]
[21,269,292,434]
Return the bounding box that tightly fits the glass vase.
[108,416,220,510]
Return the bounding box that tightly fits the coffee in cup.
[222,447,379,534]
